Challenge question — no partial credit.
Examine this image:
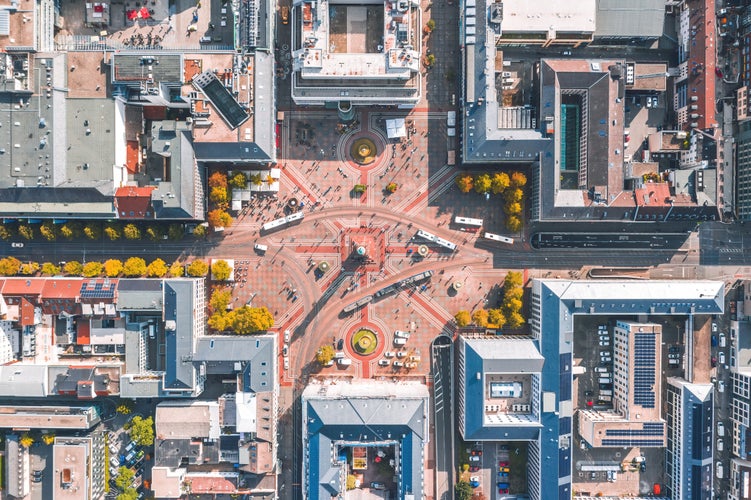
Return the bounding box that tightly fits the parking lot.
[463,441,528,498]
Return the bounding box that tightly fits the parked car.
[378,359,390,366]
[499,467,510,473]
[284,329,290,343]
[711,356,717,367]
[719,352,726,365]
[718,380,725,392]
[11,242,23,248]
[336,338,344,350]
[383,351,395,358]
[370,482,385,490]
[393,361,404,368]
[599,340,610,347]
[469,476,480,488]
[720,333,726,347]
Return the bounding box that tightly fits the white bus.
[416,229,437,242]
[454,216,483,228]
[261,217,288,232]
[285,211,305,223]
[483,232,514,244]
[434,237,458,251]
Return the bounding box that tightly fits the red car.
[715,67,724,78]
[471,449,482,456]
[498,487,509,494]
[469,465,480,472]
[498,461,509,467]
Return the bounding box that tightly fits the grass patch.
[0,454,4,489]
[104,435,110,492]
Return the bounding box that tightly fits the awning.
[386,118,407,139]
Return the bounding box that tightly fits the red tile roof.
[126,140,140,174]
[20,297,35,326]
[687,0,717,130]
[76,319,90,345]
[41,279,84,300]
[634,183,672,207]
[1,278,45,296]
[115,186,155,219]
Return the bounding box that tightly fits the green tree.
[456,174,473,193]
[123,224,141,240]
[472,309,489,327]
[18,224,34,240]
[114,467,135,491]
[386,182,398,193]
[41,433,55,445]
[41,262,61,276]
[507,311,525,328]
[116,488,138,500]
[0,225,13,240]
[167,224,184,241]
[116,402,133,415]
[186,260,209,277]
[128,415,154,447]
[229,306,274,334]
[424,53,436,67]
[19,433,34,448]
[504,297,523,314]
[193,225,207,239]
[210,289,232,313]
[454,310,471,327]
[504,286,524,302]
[207,209,232,228]
[474,173,492,194]
[426,19,436,31]
[0,257,22,276]
[19,262,39,275]
[353,184,367,193]
[455,480,473,500]
[145,226,160,241]
[505,215,522,232]
[316,344,335,365]
[83,262,103,278]
[122,257,147,277]
[250,173,263,187]
[104,224,121,241]
[103,259,123,277]
[228,172,247,189]
[40,221,56,241]
[58,222,81,240]
[491,172,510,194]
[169,261,184,277]
[504,271,523,290]
[63,261,83,276]
[146,258,168,278]
[488,308,506,328]
[211,260,232,281]
[510,171,527,188]
[83,223,101,240]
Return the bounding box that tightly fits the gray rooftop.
[0,364,48,397]
[594,0,665,39]
[116,279,164,310]
[193,335,276,394]
[163,279,198,394]
[149,121,201,219]
[64,98,118,192]
[463,338,545,373]
[154,438,202,468]
[111,53,183,84]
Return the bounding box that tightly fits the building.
[455,279,723,500]
[6,434,30,499]
[729,457,751,500]
[301,379,429,500]
[593,0,666,44]
[0,405,101,430]
[52,434,106,500]
[489,0,596,47]
[735,121,751,220]
[578,321,666,449]
[665,377,713,500]
[290,0,422,112]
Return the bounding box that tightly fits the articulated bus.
[454,216,484,228]
[483,232,514,244]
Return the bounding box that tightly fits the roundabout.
[352,328,378,355]
[344,322,385,361]
[350,137,378,165]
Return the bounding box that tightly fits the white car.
[394,330,411,339]
[397,351,408,358]
[284,357,289,370]
[11,242,23,248]
[393,361,404,368]
[284,329,290,343]
[599,340,610,347]
[384,351,395,358]
[718,380,725,392]
[719,352,726,365]
[378,359,390,366]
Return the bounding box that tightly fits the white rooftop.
[499,0,596,34]
[544,280,724,303]
[303,379,428,399]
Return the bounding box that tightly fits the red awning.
[140,7,151,19]
[127,9,138,20]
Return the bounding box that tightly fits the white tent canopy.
[386,118,407,139]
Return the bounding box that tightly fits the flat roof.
[193,71,249,130]
[53,438,90,499]
[499,0,596,34]
[594,0,665,38]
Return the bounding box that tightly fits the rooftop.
[497,0,596,35]
[156,401,220,440]
[594,0,666,39]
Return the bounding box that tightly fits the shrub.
[317,345,335,365]
[353,184,367,193]
[229,172,247,189]
[386,182,398,193]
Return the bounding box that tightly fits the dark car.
[711,335,718,347]
[337,339,344,350]
[469,465,480,472]
[715,67,724,78]
[640,462,646,472]
[712,356,717,367]
[471,449,482,456]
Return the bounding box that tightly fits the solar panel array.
[606,423,664,437]
[80,281,116,299]
[602,439,665,447]
[633,333,656,408]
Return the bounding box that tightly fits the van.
[393,337,407,346]
[600,389,613,396]
[394,330,410,338]
[598,376,612,384]
[717,438,724,451]
[720,333,726,347]
[337,357,352,366]
[199,36,212,43]
[716,461,724,479]
[125,441,137,453]
[254,243,268,253]
[717,422,725,437]
[594,367,609,373]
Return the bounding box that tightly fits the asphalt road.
[432,337,454,500]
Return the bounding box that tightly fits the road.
[432,336,454,500]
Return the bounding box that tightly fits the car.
[469,476,480,488]
[499,467,510,473]
[599,340,610,347]
[384,351,395,358]
[135,450,144,460]
[336,338,344,350]
[600,355,612,363]
[378,359,390,366]
[562,50,572,56]
[111,456,121,468]
[393,361,404,368]
[584,391,593,397]
[646,97,652,108]
[469,465,480,472]
[11,242,23,248]
[712,322,718,333]
[125,441,138,453]
[282,345,288,357]
[718,380,725,392]
[284,357,289,370]
[498,471,509,477]
[284,329,290,343]
[110,443,119,454]
[471,449,483,456]
[712,335,718,346]
[652,96,659,107]
[719,352,726,365]
[281,5,290,24]
[397,351,408,358]
[498,460,509,467]
[110,466,119,477]
[394,330,411,339]
[715,66,724,77]
[497,481,510,490]
[712,356,717,367]
[668,353,680,360]
[469,454,480,463]
[720,333,726,347]
[370,482,385,490]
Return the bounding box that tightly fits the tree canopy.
[454,310,471,327]
[0,257,22,276]
[211,260,232,281]
[114,466,135,490]
[122,257,147,277]
[186,260,209,277]
[227,306,274,334]
[316,345,335,365]
[83,262,104,278]
[169,261,185,277]
[146,258,168,278]
[116,489,138,500]
[104,259,123,277]
[128,415,154,447]
[64,261,83,276]
[455,481,473,500]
